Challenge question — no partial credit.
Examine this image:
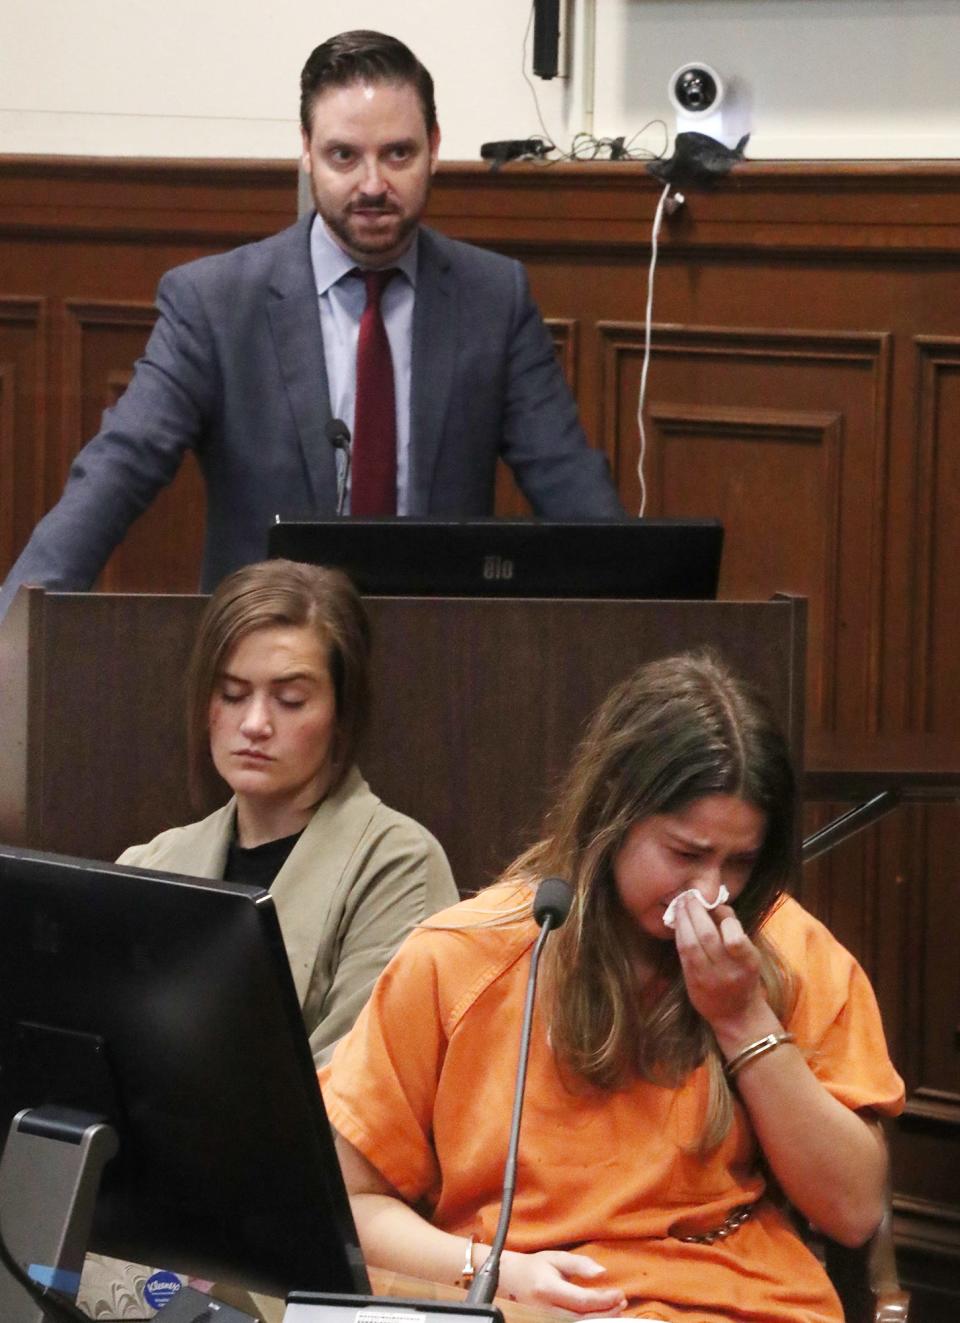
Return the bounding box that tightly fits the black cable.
[465,913,556,1305]
[511,0,671,168]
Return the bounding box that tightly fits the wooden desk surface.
[805,731,960,800]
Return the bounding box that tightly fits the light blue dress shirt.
[308,215,418,515]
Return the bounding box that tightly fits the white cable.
[635,182,672,517]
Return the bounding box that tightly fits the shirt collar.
[308,214,419,297]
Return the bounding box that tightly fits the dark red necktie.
[351,267,398,516]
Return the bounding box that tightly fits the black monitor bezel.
[0,844,368,1300]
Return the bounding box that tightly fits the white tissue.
[662,885,729,930]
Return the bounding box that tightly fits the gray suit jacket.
[0,216,623,616]
[117,766,458,1065]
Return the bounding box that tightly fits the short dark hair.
[187,559,371,807]
[300,30,437,137]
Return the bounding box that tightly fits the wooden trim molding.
[0,296,46,561]
[0,155,298,244]
[61,300,158,480]
[903,1091,960,1131]
[428,159,960,257]
[5,155,960,254]
[894,1194,960,1264]
[651,401,845,726]
[911,335,960,731]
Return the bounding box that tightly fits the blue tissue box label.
[145,1271,183,1310]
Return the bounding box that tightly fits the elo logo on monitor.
[482,555,514,581]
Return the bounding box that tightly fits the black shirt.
[223,830,304,890]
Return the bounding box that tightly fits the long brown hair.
[186,559,371,807]
[508,650,797,1149]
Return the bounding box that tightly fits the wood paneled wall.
[1,155,958,1315]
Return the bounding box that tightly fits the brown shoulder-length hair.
[186,559,371,807]
[505,649,797,1150]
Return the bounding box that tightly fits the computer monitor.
[268,517,724,600]
[0,845,369,1315]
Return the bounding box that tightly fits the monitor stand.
[0,1105,118,1323]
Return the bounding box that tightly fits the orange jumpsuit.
[322,884,905,1322]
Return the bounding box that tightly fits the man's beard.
[322,194,423,262]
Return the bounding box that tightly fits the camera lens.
[676,67,717,111]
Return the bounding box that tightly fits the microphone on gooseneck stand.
[326,418,352,516]
[531,877,575,930]
[465,876,574,1307]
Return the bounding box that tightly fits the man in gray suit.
[0,30,624,620]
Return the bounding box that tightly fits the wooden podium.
[0,586,806,886]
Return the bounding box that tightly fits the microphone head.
[325,417,350,451]
[532,876,574,929]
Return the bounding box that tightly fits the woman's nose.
[240,696,272,737]
[691,864,724,906]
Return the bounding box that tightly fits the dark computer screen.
[268,517,724,600]
[0,845,368,1302]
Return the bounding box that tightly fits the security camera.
[668,62,724,117]
[666,61,750,150]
